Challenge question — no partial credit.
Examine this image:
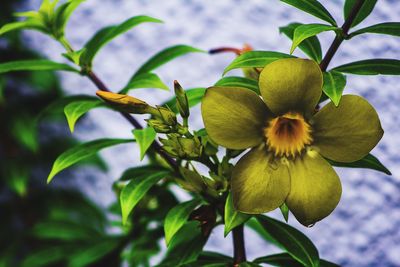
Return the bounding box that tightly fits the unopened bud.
[156,106,177,126]
[96,91,156,114]
[174,80,190,118]
[146,119,172,133]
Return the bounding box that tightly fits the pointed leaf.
[280,0,337,26]
[21,247,66,267]
[132,45,205,77]
[119,165,170,181]
[291,23,337,54]
[332,59,400,75]
[64,97,104,132]
[120,72,169,94]
[327,153,391,175]
[0,20,47,36]
[54,0,86,38]
[163,87,206,113]
[350,22,400,38]
[253,216,320,267]
[120,171,168,224]
[279,203,290,222]
[81,15,162,66]
[254,253,340,267]
[280,23,322,62]
[164,198,202,246]
[132,127,157,160]
[344,0,377,28]
[214,76,259,94]
[47,138,133,183]
[322,71,347,106]
[158,221,207,267]
[224,192,251,237]
[0,60,78,74]
[223,51,294,75]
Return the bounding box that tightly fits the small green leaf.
[280,23,322,62]
[163,87,206,113]
[224,192,251,237]
[223,51,294,75]
[31,220,100,241]
[0,20,47,36]
[68,238,121,267]
[37,95,93,121]
[54,0,85,38]
[164,198,202,246]
[280,0,337,26]
[132,127,157,161]
[214,76,259,94]
[119,165,170,181]
[344,0,377,28]
[64,97,103,132]
[132,45,205,77]
[332,59,400,75]
[0,60,78,74]
[328,153,391,175]
[47,138,133,183]
[322,71,347,106]
[291,23,337,54]
[81,15,162,66]
[350,22,400,38]
[21,247,66,267]
[253,216,320,267]
[279,203,290,222]
[120,72,169,94]
[11,115,38,152]
[254,253,340,267]
[158,221,207,267]
[120,171,168,224]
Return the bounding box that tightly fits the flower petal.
[259,58,322,115]
[201,86,271,150]
[313,95,383,163]
[232,146,290,214]
[286,150,342,226]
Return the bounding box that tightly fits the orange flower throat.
[264,112,313,158]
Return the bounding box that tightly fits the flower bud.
[146,119,172,133]
[174,80,190,119]
[96,91,156,114]
[155,106,177,126]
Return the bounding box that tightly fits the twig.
[232,225,246,265]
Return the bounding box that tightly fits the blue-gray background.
[20,0,400,266]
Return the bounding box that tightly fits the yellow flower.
[201,58,383,226]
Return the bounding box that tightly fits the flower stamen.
[264,112,312,158]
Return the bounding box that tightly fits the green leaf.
[223,51,294,75]
[68,238,121,267]
[224,192,251,237]
[132,45,205,77]
[54,0,85,38]
[214,76,259,94]
[164,198,202,246]
[328,153,391,175]
[280,0,337,26]
[350,22,400,38]
[120,72,169,94]
[47,138,133,183]
[37,95,93,121]
[332,59,400,75]
[254,253,340,267]
[158,221,207,267]
[120,171,168,224]
[11,116,38,152]
[163,87,206,113]
[280,23,322,62]
[322,71,347,106]
[279,203,290,222]
[0,60,78,74]
[31,220,100,241]
[254,216,320,267]
[21,247,66,267]
[132,127,157,160]
[0,20,47,36]
[189,251,233,266]
[291,23,337,54]
[119,165,170,181]
[64,97,104,132]
[80,15,162,66]
[344,0,377,28]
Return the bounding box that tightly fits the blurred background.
[1,0,399,266]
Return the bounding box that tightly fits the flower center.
[264,112,313,158]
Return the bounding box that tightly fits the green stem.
[319,0,365,71]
